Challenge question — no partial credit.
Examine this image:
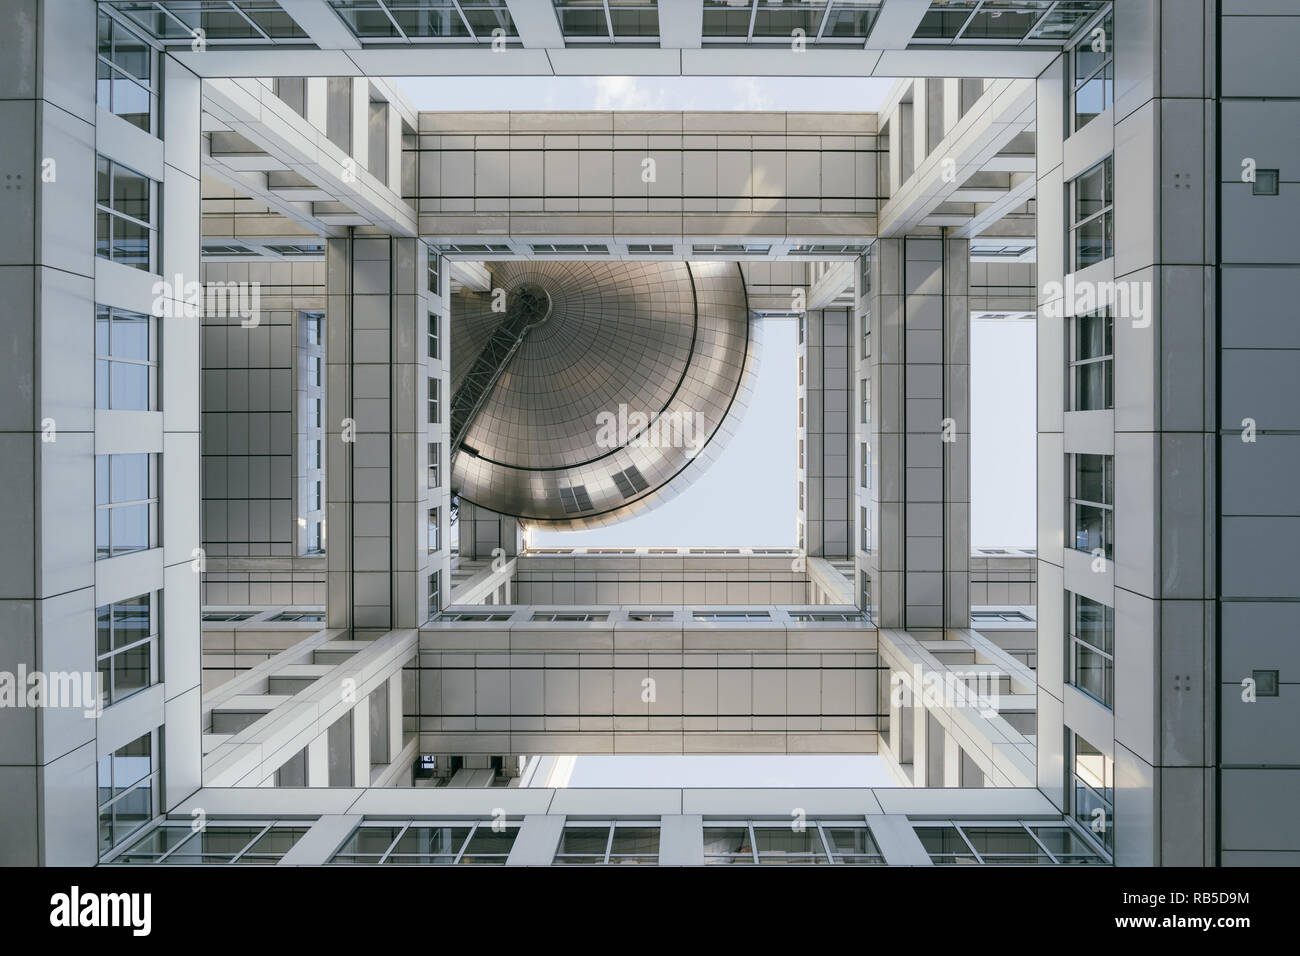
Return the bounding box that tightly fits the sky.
[403,76,1036,785]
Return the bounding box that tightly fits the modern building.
[1,0,1295,868]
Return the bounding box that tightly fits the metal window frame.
[327,0,519,45]
[330,820,517,864]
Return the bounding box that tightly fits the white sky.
[403,76,1036,785]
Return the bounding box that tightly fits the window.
[1069,156,1113,271]
[428,508,440,553]
[554,824,660,865]
[367,99,388,182]
[428,377,440,423]
[971,610,1032,624]
[95,454,157,559]
[860,313,870,360]
[1067,592,1114,707]
[703,821,883,865]
[202,611,255,623]
[1252,169,1280,196]
[860,505,871,555]
[553,1,660,42]
[427,441,440,489]
[859,571,872,619]
[797,314,804,345]
[328,821,516,865]
[96,156,155,272]
[313,481,322,511]
[95,306,157,411]
[311,355,322,387]
[274,609,325,626]
[1067,308,1113,411]
[627,611,674,623]
[788,612,868,623]
[428,569,441,618]
[113,822,307,864]
[798,355,804,386]
[1252,669,1280,697]
[798,438,804,470]
[1069,12,1113,132]
[325,76,351,151]
[1070,733,1114,854]
[860,442,871,489]
[305,314,322,346]
[273,76,307,117]
[313,397,322,428]
[916,822,1105,865]
[531,612,609,623]
[692,611,770,623]
[1069,453,1113,560]
[860,378,870,423]
[436,612,512,623]
[427,312,439,359]
[308,521,323,553]
[98,730,157,855]
[95,592,158,706]
[97,11,156,134]
[313,440,322,470]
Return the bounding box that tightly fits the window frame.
[96,155,158,273]
[95,305,158,411]
[1067,155,1113,272]
[95,591,159,707]
[95,452,159,560]
[1066,307,1114,411]
[1067,10,1114,134]
[97,10,157,135]
[1066,591,1114,708]
[1068,452,1113,560]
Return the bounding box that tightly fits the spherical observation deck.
[449,259,757,528]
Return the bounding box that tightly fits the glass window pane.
[112,312,151,359]
[111,361,150,410]
[609,827,659,856]
[558,827,609,856]
[111,454,149,502]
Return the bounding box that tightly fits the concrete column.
[865,237,971,631]
[326,235,443,635]
[351,699,370,787]
[802,309,852,558]
[306,733,329,786]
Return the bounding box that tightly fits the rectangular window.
[428,569,441,618]
[860,378,870,424]
[1067,308,1113,411]
[96,156,156,272]
[1069,12,1114,133]
[313,439,322,470]
[1068,156,1113,272]
[798,355,803,386]
[1069,453,1113,560]
[859,571,872,620]
[860,442,871,489]
[428,378,440,424]
[305,314,322,346]
[325,76,351,152]
[860,313,870,360]
[428,508,439,553]
[95,453,157,559]
[95,592,158,706]
[311,355,322,388]
[367,98,388,183]
[313,397,322,428]
[95,306,157,410]
[313,481,322,511]
[554,824,660,866]
[428,253,440,296]
[427,312,440,360]
[98,730,157,855]
[1067,591,1114,708]
[428,441,440,489]
[308,521,322,554]
[97,11,156,134]
[1070,732,1114,855]
[860,505,871,554]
